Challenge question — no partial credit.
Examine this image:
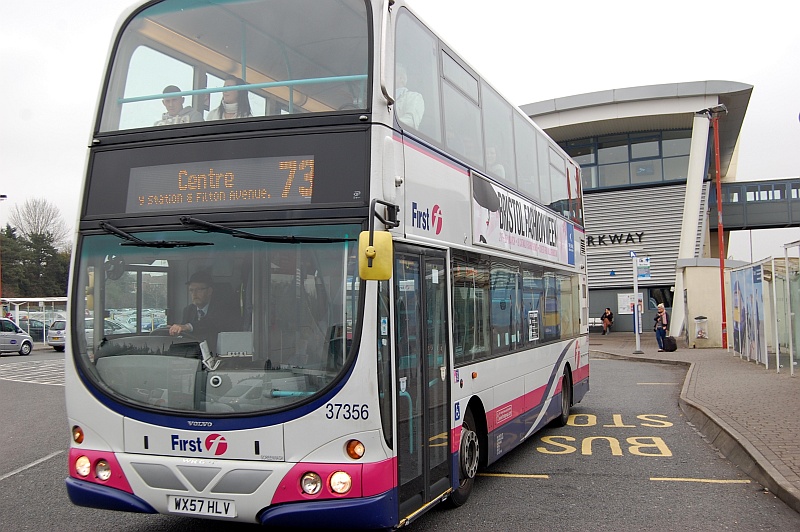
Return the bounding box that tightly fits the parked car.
[85,318,135,345]
[47,319,67,352]
[0,317,34,356]
[141,318,167,332]
[18,318,45,342]
[218,379,264,410]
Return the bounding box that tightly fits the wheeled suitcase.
[663,335,677,352]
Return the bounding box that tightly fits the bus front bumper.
[258,488,398,529]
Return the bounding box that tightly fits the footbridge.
[710,178,800,230]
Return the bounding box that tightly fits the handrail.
[117,74,368,104]
[379,0,395,106]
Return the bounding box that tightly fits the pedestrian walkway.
[589,331,800,514]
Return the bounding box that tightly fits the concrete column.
[672,114,711,336]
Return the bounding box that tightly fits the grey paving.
[590,331,800,514]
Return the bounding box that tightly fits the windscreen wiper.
[100,221,212,248]
[180,216,355,244]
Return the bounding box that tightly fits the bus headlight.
[95,459,112,481]
[75,456,91,477]
[329,471,352,494]
[300,472,322,495]
[346,439,365,459]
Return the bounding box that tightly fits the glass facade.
[563,130,691,191]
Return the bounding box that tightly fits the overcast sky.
[1,0,797,260]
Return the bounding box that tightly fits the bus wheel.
[449,409,479,507]
[552,368,572,427]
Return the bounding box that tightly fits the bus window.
[120,46,197,130]
[395,11,441,141]
[558,274,577,338]
[549,147,569,217]
[514,112,539,200]
[100,0,369,132]
[451,256,490,365]
[521,266,544,346]
[443,83,483,168]
[75,224,360,414]
[482,82,515,186]
[542,271,560,341]
[536,132,552,206]
[442,51,478,102]
[490,261,520,355]
[569,162,585,225]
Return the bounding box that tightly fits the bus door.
[394,245,450,518]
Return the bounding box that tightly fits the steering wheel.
[149,326,198,340]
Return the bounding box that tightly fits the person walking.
[654,303,669,351]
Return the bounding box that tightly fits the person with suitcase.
[654,303,673,352]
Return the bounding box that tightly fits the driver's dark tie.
[197,309,205,321]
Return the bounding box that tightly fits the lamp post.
[0,194,6,304]
[699,104,728,348]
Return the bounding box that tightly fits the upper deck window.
[100,0,370,132]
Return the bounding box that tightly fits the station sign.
[636,257,651,280]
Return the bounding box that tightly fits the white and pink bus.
[65,0,589,527]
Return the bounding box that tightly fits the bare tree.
[9,198,71,250]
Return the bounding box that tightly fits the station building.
[522,81,753,343]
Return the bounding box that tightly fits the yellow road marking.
[479,473,549,479]
[637,382,680,385]
[651,477,751,484]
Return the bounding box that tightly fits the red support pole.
[712,116,728,348]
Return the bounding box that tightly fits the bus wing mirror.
[358,230,393,281]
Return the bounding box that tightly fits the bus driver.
[168,271,238,348]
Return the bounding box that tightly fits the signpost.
[631,252,644,354]
[637,257,651,280]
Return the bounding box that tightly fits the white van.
[0,318,34,356]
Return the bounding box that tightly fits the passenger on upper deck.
[487,145,506,179]
[154,85,204,126]
[395,64,424,129]
[208,75,253,120]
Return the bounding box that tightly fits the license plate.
[167,495,236,518]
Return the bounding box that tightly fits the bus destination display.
[126,156,314,213]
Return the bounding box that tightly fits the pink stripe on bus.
[68,448,133,494]
[451,425,463,454]
[573,364,590,383]
[486,385,547,432]
[393,134,470,175]
[271,458,396,505]
[362,457,396,496]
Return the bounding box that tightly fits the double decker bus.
[65,0,589,527]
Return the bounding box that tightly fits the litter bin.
[694,316,708,339]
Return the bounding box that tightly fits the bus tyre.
[449,409,479,507]
[552,368,572,427]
